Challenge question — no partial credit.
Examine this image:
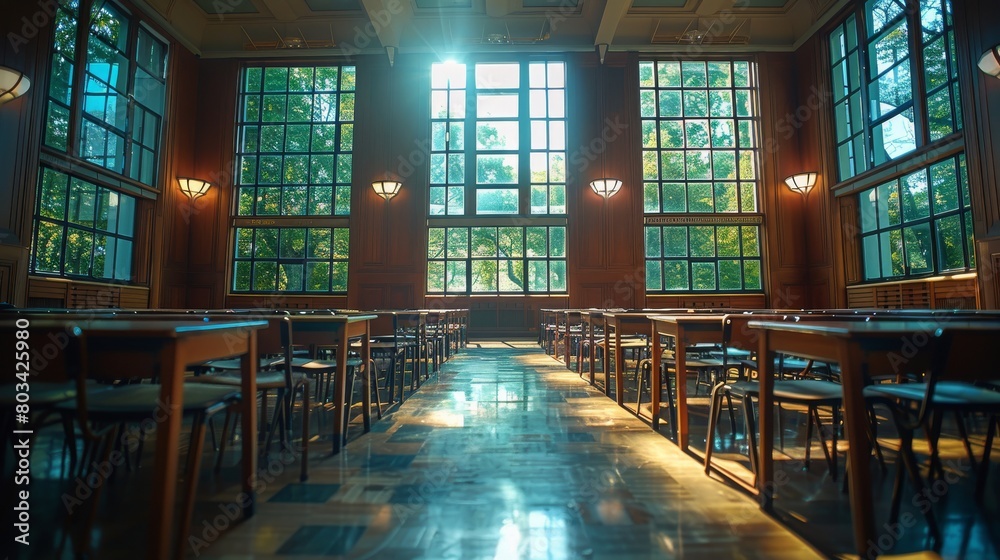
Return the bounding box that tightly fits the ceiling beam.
[594,0,631,50]
[360,0,413,61]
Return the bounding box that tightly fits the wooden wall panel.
[757,52,811,309]
[0,1,49,306]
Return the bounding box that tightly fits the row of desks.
[2,307,468,560]
[541,307,1000,558]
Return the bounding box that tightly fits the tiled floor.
[10,342,996,559]
[191,345,821,559]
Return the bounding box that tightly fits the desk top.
[3,318,269,338]
[649,314,726,325]
[748,319,1000,337]
[285,314,377,323]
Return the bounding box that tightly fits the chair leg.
[744,395,759,478]
[705,382,726,475]
[954,411,978,472]
[370,360,383,420]
[178,413,208,560]
[300,383,310,482]
[867,404,887,474]
[215,410,233,473]
[804,406,815,470]
[974,415,996,505]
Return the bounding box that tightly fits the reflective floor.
[189,344,820,559]
[10,342,997,559]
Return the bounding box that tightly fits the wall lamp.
[784,172,818,196]
[372,180,402,201]
[979,45,1000,79]
[590,178,623,199]
[177,177,213,200]
[0,66,30,106]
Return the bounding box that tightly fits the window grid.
[232,65,355,294]
[830,0,963,181]
[639,59,763,293]
[78,1,168,185]
[236,66,355,218]
[644,225,762,292]
[919,0,962,142]
[859,153,973,281]
[428,60,568,295]
[430,62,467,216]
[427,226,567,295]
[232,227,350,293]
[31,166,136,282]
[830,15,868,180]
[527,62,567,215]
[44,1,78,152]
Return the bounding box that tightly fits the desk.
[649,314,725,450]
[283,315,373,454]
[747,318,1000,558]
[539,308,562,355]
[602,312,653,405]
[25,318,267,560]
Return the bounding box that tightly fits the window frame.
[639,58,765,294]
[427,56,569,296]
[228,63,357,295]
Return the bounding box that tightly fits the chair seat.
[188,371,303,390]
[727,379,843,402]
[56,384,240,419]
[270,356,364,372]
[0,381,112,407]
[865,381,1000,408]
[200,357,276,371]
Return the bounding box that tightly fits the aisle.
[200,344,822,559]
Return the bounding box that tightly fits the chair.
[277,316,372,451]
[189,312,312,481]
[703,314,884,481]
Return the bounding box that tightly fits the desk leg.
[615,336,624,406]
[602,330,611,396]
[840,342,876,557]
[240,334,258,515]
[333,328,349,454]
[148,344,184,560]
[589,328,596,386]
[676,333,688,452]
[362,325,372,433]
[651,333,662,431]
[757,331,774,512]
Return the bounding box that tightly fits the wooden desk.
[23,318,267,560]
[747,318,1000,558]
[539,308,561,355]
[283,315,373,454]
[649,314,725,450]
[601,312,654,405]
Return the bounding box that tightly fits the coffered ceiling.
[136,0,847,58]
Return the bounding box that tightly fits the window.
[858,153,973,280]
[50,0,169,185]
[639,60,763,293]
[828,0,973,282]
[829,0,962,182]
[31,167,135,281]
[32,0,167,285]
[428,60,567,294]
[231,66,355,293]
[427,226,566,294]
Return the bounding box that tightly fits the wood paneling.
[846,275,978,310]
[26,277,149,309]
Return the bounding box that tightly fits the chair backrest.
[0,321,82,385]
